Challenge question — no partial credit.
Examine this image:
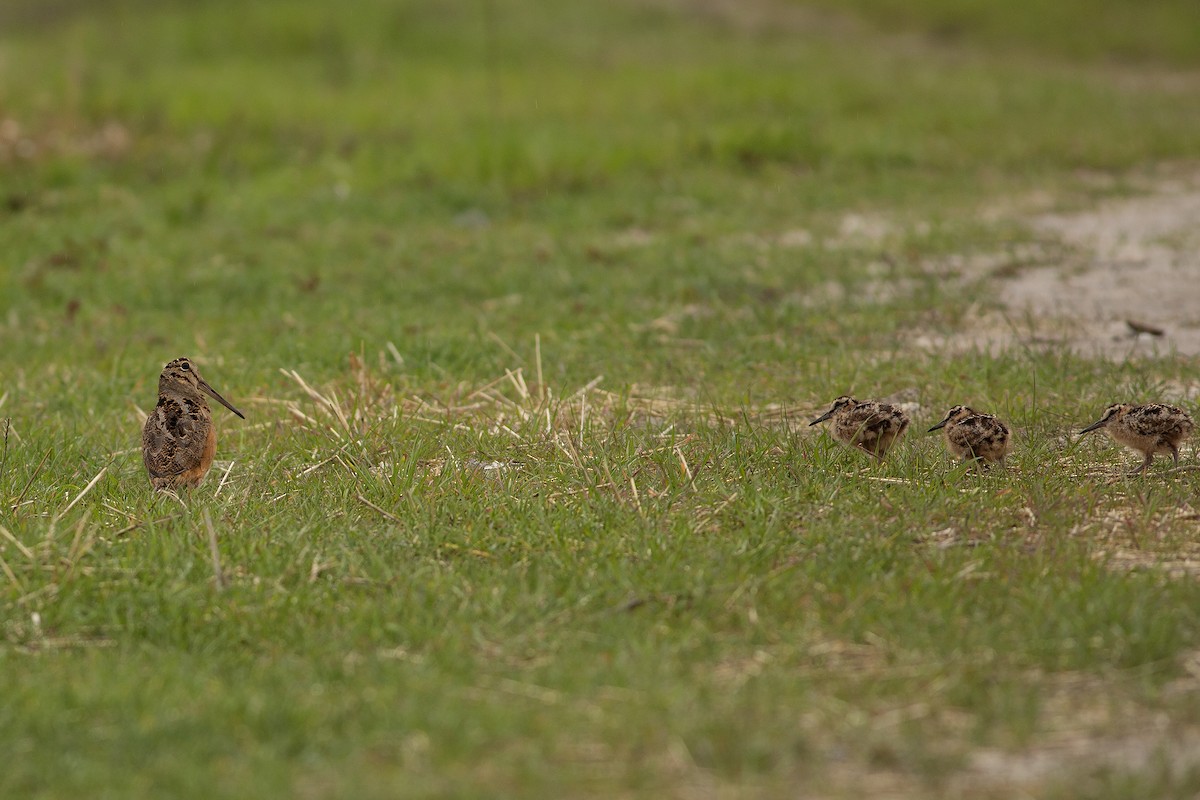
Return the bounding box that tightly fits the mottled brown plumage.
[142,357,244,491]
[928,405,1011,466]
[1080,402,1194,475]
[810,395,910,458]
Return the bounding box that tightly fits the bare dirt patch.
[1012,179,1200,356]
[921,174,1200,359]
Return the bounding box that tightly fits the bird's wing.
[1125,405,1189,437]
[948,416,1005,448]
[142,397,209,479]
[860,405,908,434]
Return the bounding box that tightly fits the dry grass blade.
[579,393,587,450]
[1,417,9,486]
[504,368,529,402]
[298,454,340,477]
[215,461,235,497]
[0,524,35,560]
[0,549,24,593]
[535,333,545,404]
[271,346,751,450]
[113,513,181,538]
[53,464,109,523]
[11,446,51,513]
[356,493,402,524]
[676,446,694,483]
[281,368,351,436]
[17,636,116,653]
[486,331,523,363]
[861,475,918,485]
[564,375,605,403]
[62,517,97,582]
[466,373,519,403]
[203,509,228,590]
[629,476,643,514]
[386,341,404,366]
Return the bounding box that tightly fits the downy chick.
[928,405,1011,466]
[810,396,910,458]
[1080,403,1193,475]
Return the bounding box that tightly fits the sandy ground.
[1013,177,1200,356]
[918,174,1200,359]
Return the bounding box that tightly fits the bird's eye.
[180,362,190,371]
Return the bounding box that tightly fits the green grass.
[3,0,1200,797]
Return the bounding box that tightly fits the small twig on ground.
[203,509,228,590]
[1126,319,1164,337]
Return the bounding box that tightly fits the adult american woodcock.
[142,357,245,491]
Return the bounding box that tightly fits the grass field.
[3,0,1200,797]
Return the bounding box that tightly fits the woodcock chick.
[810,396,910,458]
[142,357,245,491]
[1080,403,1194,474]
[928,405,1011,466]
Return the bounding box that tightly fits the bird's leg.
[1127,452,1153,476]
[1170,444,1180,466]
